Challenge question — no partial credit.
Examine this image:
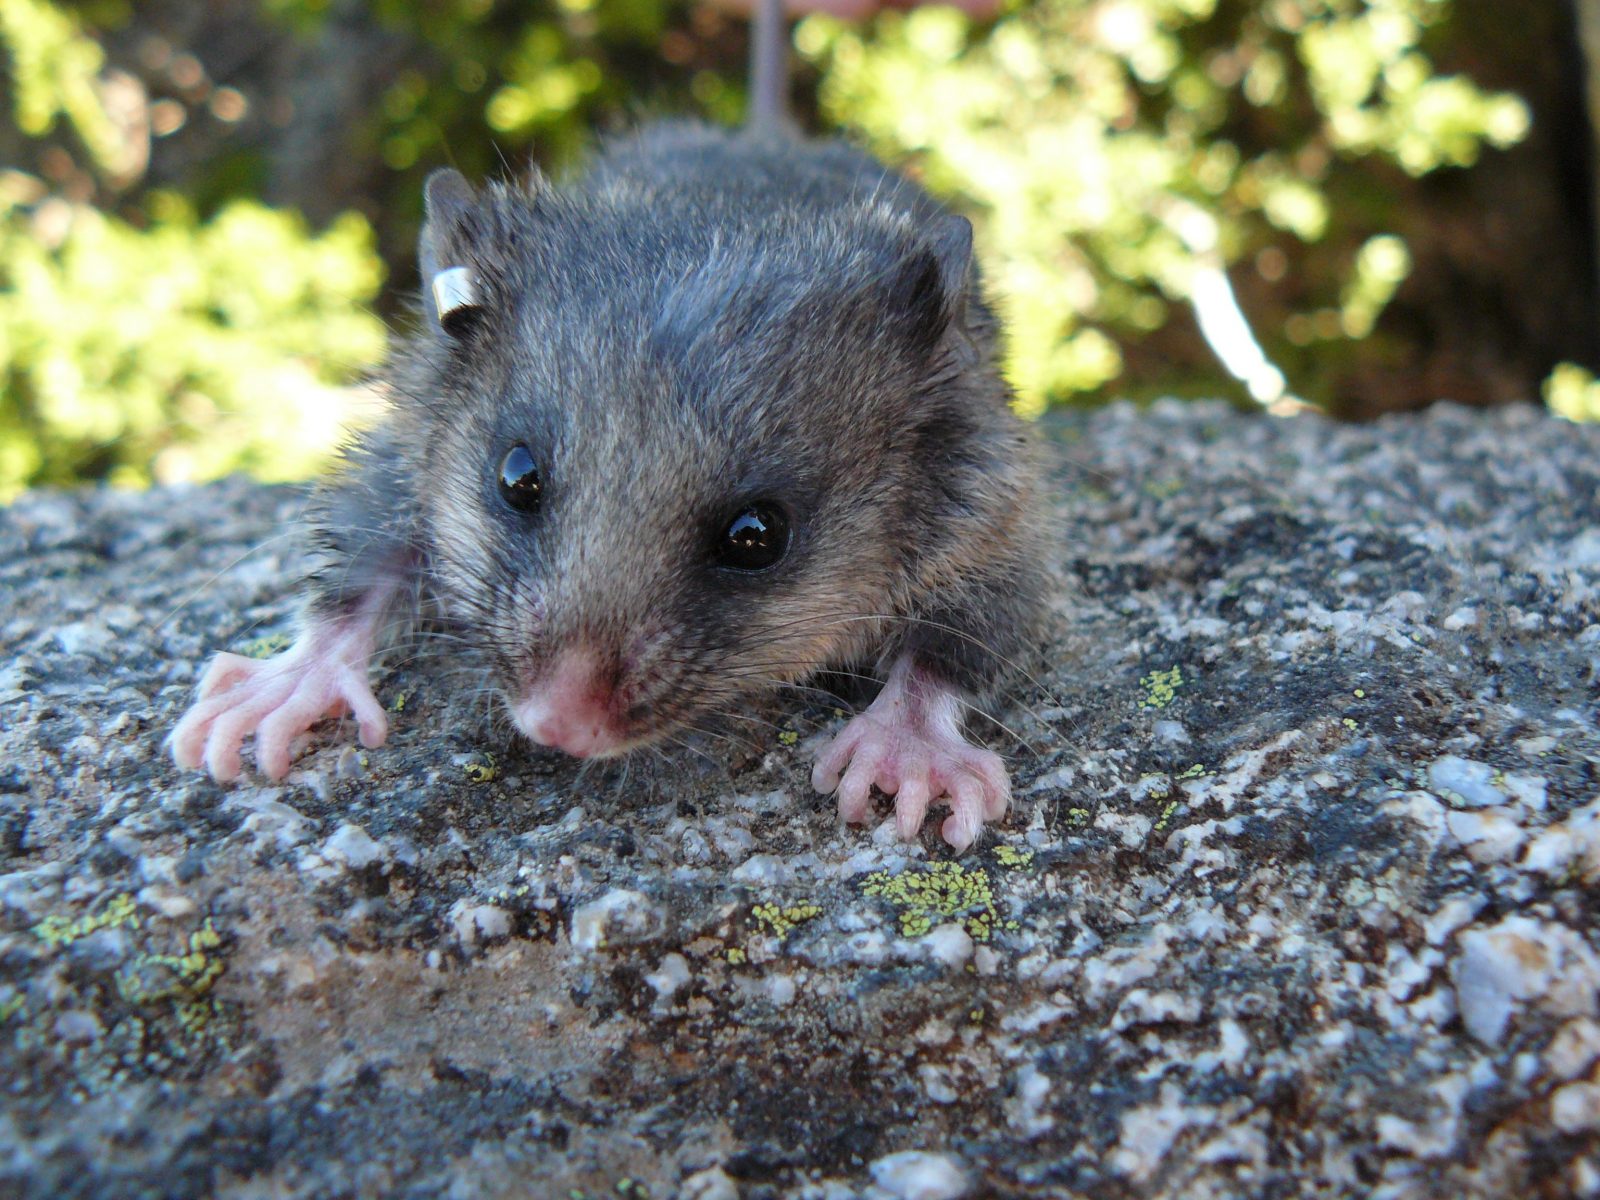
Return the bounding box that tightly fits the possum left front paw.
[169,617,386,782]
[811,657,1010,853]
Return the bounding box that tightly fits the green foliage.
[0,0,120,168]
[0,0,1550,492]
[1545,362,1600,424]
[266,0,703,180]
[800,0,1529,409]
[0,0,387,498]
[0,178,384,498]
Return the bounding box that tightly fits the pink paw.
[169,622,386,782]
[811,661,1010,853]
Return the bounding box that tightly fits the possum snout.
[512,648,622,757]
[509,628,674,758]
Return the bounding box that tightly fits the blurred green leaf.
[0,188,385,499]
[0,0,1551,491]
[804,0,1530,408]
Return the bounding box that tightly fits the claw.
[170,614,385,782]
[812,657,1010,852]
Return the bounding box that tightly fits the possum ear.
[888,214,976,360]
[420,168,481,337]
[927,214,974,311]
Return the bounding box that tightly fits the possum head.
[413,166,990,757]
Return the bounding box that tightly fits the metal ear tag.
[431,266,480,331]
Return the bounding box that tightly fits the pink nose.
[511,651,623,758]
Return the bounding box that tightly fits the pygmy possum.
[169,2,1048,851]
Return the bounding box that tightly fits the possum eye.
[498,445,543,513]
[717,503,790,571]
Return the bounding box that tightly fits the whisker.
[153,529,305,632]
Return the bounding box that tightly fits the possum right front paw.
[811,655,1010,853]
[169,620,387,782]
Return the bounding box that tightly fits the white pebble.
[1552,1081,1600,1134]
[227,788,312,853]
[679,1167,739,1200]
[1111,1086,1204,1181]
[569,889,662,952]
[1502,773,1548,812]
[1453,916,1600,1046]
[1428,756,1504,808]
[707,819,756,860]
[1005,1063,1054,1136]
[914,1018,954,1047]
[645,953,691,1004]
[1548,1019,1600,1081]
[322,823,385,870]
[1423,895,1484,946]
[54,621,116,657]
[678,827,711,864]
[137,885,197,920]
[918,1064,959,1104]
[450,903,511,946]
[871,818,904,846]
[1445,808,1525,864]
[922,923,974,970]
[765,974,797,1005]
[1112,988,1202,1030]
[844,930,888,964]
[1523,799,1600,880]
[1575,1157,1600,1199]
[53,1010,103,1043]
[730,854,793,886]
[334,747,365,779]
[868,1150,971,1200]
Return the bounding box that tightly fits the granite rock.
[2,400,1599,1198]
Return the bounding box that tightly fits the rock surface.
[3,400,1599,1198]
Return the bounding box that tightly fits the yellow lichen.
[725,947,747,965]
[777,730,799,747]
[752,901,822,939]
[463,752,497,783]
[238,632,293,659]
[861,860,1005,942]
[1140,666,1185,710]
[117,919,226,1007]
[33,892,141,947]
[994,845,1034,869]
[1139,772,1171,800]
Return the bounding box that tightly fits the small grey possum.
[170,0,1047,851]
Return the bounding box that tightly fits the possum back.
[579,123,950,228]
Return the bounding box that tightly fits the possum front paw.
[811,657,1010,853]
[169,619,387,782]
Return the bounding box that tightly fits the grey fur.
[305,123,1048,746]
